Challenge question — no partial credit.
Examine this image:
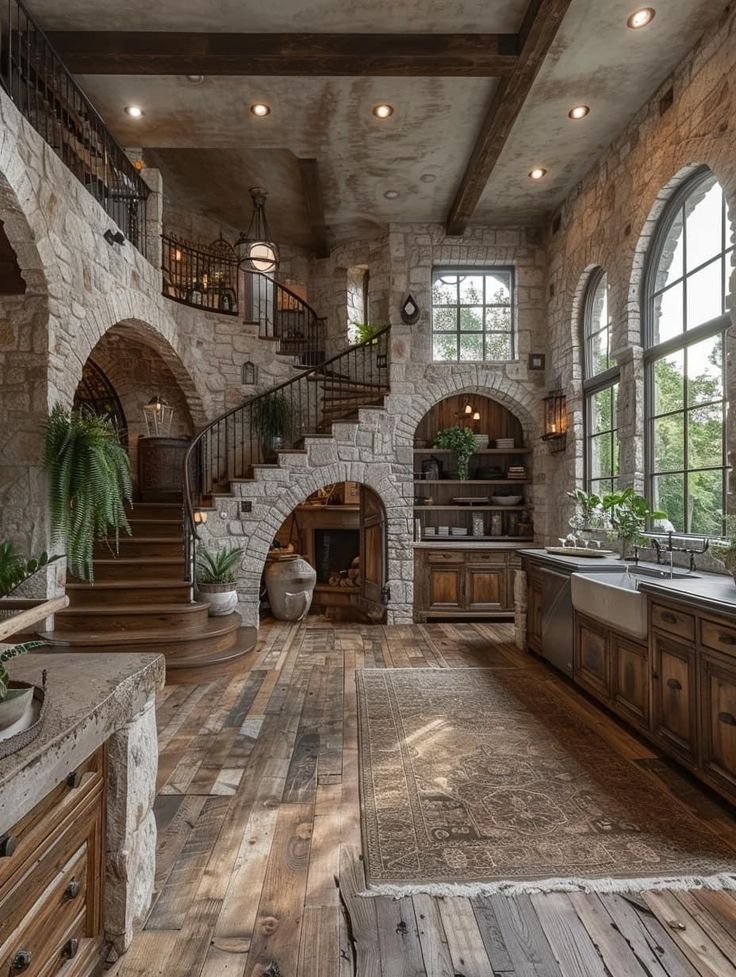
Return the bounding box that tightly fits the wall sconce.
[104,228,125,246]
[472,410,481,433]
[194,510,208,525]
[542,389,568,453]
[241,361,258,385]
[143,395,174,437]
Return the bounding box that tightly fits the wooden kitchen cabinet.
[527,568,543,653]
[427,565,464,611]
[610,633,650,730]
[465,564,506,611]
[651,632,698,767]
[414,548,519,621]
[700,651,736,795]
[574,614,611,701]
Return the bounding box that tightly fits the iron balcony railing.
[0,0,150,255]
[182,325,391,579]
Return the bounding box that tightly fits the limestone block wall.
[545,3,736,543]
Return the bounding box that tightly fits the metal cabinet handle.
[666,678,682,691]
[66,770,82,789]
[64,879,81,900]
[11,950,32,972]
[61,939,79,960]
[0,832,17,857]
[661,611,677,624]
[718,712,736,726]
[652,671,659,680]
[717,632,736,645]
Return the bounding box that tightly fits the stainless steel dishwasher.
[539,565,575,677]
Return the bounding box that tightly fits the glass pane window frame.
[643,167,732,537]
[584,267,614,377]
[431,265,516,363]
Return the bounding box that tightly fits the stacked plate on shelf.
[473,434,490,450]
[496,437,515,450]
[508,465,527,480]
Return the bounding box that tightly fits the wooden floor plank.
[643,891,736,977]
[531,893,609,977]
[437,897,495,977]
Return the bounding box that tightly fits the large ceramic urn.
[265,554,317,621]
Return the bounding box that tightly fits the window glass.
[431,268,515,362]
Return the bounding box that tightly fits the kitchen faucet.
[644,531,709,573]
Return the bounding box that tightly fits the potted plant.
[433,425,478,481]
[567,489,604,531]
[0,641,43,734]
[0,542,61,597]
[196,544,244,616]
[602,487,666,558]
[711,516,736,583]
[44,405,132,582]
[252,392,293,462]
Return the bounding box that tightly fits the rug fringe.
[360,873,736,899]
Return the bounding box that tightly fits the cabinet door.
[427,566,463,610]
[651,633,698,765]
[527,573,543,652]
[700,653,736,797]
[465,565,506,611]
[611,634,649,730]
[574,615,610,701]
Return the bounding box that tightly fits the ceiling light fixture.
[529,168,547,180]
[234,187,279,273]
[124,105,143,118]
[627,7,655,29]
[568,104,590,120]
[420,173,437,183]
[186,74,204,84]
[383,190,400,199]
[372,103,394,119]
[250,102,271,117]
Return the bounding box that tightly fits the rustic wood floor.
[110,620,736,977]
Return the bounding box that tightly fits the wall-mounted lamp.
[194,510,208,525]
[472,410,481,433]
[241,361,258,385]
[104,228,126,246]
[541,389,568,453]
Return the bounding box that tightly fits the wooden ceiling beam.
[298,158,330,260]
[46,32,520,77]
[445,0,572,235]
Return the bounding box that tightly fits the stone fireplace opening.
[314,528,360,585]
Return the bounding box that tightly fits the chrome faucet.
[643,531,709,573]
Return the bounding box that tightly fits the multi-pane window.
[431,267,515,362]
[583,270,619,496]
[644,168,732,536]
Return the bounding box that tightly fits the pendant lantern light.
[234,186,280,274]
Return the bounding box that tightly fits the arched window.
[643,167,732,536]
[583,269,619,496]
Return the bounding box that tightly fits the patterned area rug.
[356,668,736,895]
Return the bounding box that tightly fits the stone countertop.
[0,652,165,832]
[413,541,530,549]
[636,573,736,618]
[518,548,624,572]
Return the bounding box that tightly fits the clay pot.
[265,554,317,621]
[196,582,238,617]
[0,684,34,733]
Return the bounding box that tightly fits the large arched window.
[643,167,732,536]
[583,269,619,496]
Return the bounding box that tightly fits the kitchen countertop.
[519,548,624,571]
[413,540,530,549]
[636,573,736,617]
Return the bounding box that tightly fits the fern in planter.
[43,405,132,582]
[252,393,294,460]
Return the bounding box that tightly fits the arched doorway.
[266,481,387,622]
[73,358,128,443]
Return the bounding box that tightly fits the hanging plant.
[433,425,477,481]
[43,405,132,582]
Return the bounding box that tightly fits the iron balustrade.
[0,0,150,254]
[182,325,391,580]
[162,235,239,316]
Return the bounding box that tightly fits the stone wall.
[545,3,736,544]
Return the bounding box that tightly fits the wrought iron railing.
[162,233,326,361]
[182,325,391,574]
[0,0,150,254]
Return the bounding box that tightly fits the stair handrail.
[182,324,391,565]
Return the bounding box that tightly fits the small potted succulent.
[433,425,477,481]
[0,641,43,734]
[196,544,244,616]
[712,516,736,583]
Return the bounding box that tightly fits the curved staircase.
[40,502,256,683]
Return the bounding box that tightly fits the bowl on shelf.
[490,495,523,506]
[452,497,489,506]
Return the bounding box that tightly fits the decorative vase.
[0,683,34,734]
[196,582,238,617]
[265,554,317,621]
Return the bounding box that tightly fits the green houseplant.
[0,542,61,598]
[252,392,294,462]
[602,487,666,557]
[43,405,132,582]
[196,544,244,616]
[352,322,380,345]
[433,425,477,481]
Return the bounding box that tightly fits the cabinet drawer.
[427,551,465,564]
[466,552,507,565]
[651,602,695,642]
[701,618,736,658]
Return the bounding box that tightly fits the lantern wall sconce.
[143,395,174,437]
[541,389,568,453]
[241,361,258,386]
[400,293,420,325]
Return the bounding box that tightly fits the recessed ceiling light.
[124,105,143,118]
[250,102,271,117]
[372,103,394,120]
[186,74,204,84]
[383,190,400,199]
[568,104,590,120]
[627,7,655,29]
[529,167,547,180]
[420,173,437,183]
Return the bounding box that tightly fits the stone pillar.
[105,695,158,955]
[140,167,163,278]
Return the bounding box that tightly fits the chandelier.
[234,187,279,274]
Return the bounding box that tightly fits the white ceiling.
[25,0,727,244]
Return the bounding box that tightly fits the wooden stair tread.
[165,627,257,673]
[56,601,207,616]
[101,536,182,543]
[90,557,184,566]
[66,580,188,590]
[127,518,182,525]
[39,612,241,646]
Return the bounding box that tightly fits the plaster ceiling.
[24,0,727,245]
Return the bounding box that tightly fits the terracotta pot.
[196,581,238,617]
[265,554,317,621]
